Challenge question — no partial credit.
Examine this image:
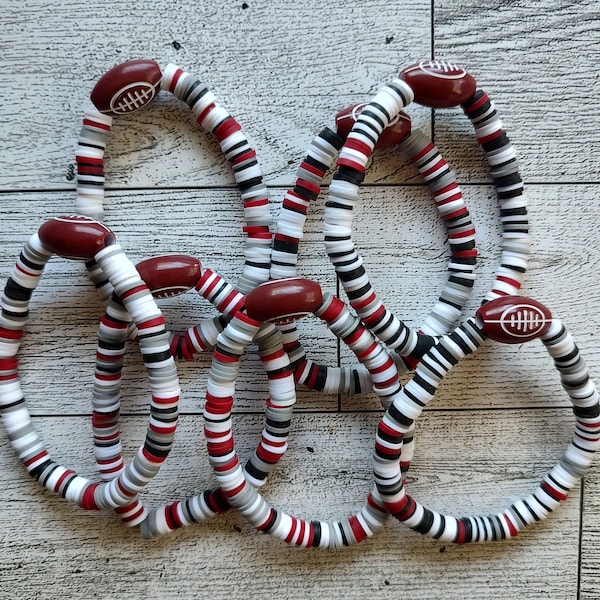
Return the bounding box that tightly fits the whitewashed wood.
[0,1,599,598]
[434,0,600,183]
[0,0,431,191]
[0,411,581,600]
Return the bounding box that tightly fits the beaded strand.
[373,315,600,542]
[0,217,180,513]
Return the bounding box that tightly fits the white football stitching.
[109,82,157,114]
[485,304,551,338]
[404,59,467,80]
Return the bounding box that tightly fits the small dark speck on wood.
[306,446,314,453]
[385,36,394,44]
[242,2,249,8]
[65,163,75,181]
[172,40,182,50]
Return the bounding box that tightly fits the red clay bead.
[91,59,162,116]
[136,255,202,298]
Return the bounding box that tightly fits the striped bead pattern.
[271,126,377,395]
[140,321,294,539]
[324,79,443,368]
[0,228,180,513]
[398,129,477,337]
[76,62,272,298]
[93,267,259,531]
[158,267,244,360]
[161,64,272,295]
[273,121,478,394]
[75,110,113,221]
[461,89,530,301]
[373,318,600,543]
[200,287,428,548]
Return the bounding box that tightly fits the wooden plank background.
[0,1,598,598]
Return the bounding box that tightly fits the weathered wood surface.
[0,1,598,598]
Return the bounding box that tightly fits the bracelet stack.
[0,57,597,551]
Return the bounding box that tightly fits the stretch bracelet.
[140,319,294,538]
[92,256,250,527]
[373,296,600,542]
[324,61,529,367]
[198,278,420,548]
[273,112,478,393]
[76,59,272,298]
[0,216,180,512]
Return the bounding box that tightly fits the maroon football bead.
[38,215,116,260]
[245,278,323,325]
[476,296,553,344]
[400,60,477,108]
[91,59,162,116]
[136,255,202,298]
[335,103,412,148]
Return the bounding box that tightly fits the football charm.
[400,60,477,108]
[245,278,323,325]
[38,215,116,260]
[335,103,412,148]
[476,296,553,344]
[136,255,202,299]
[91,59,162,116]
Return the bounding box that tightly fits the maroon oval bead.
[245,278,323,325]
[400,60,477,108]
[136,255,202,299]
[38,216,116,260]
[476,296,553,344]
[91,59,162,116]
[335,103,412,148]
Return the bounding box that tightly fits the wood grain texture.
[434,0,600,183]
[0,411,582,600]
[0,1,598,599]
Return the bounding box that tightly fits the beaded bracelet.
[79,59,478,397]
[0,216,180,512]
[76,59,272,298]
[324,60,529,367]
[78,61,377,398]
[194,277,421,548]
[92,257,249,527]
[373,296,600,542]
[278,113,479,392]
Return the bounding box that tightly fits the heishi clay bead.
[400,60,477,108]
[372,314,600,543]
[90,59,162,116]
[0,219,180,516]
[335,104,412,148]
[244,278,323,325]
[37,215,115,260]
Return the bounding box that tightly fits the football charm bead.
[136,255,202,299]
[90,59,162,116]
[476,296,553,344]
[400,60,477,108]
[244,278,323,325]
[38,215,116,260]
[335,103,412,148]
